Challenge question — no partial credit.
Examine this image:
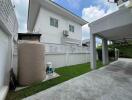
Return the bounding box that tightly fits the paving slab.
[23,58,132,100]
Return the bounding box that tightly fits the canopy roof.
[89,8,132,42]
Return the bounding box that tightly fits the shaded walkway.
[24,58,132,100]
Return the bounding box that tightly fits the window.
[69,25,74,32]
[50,17,58,28]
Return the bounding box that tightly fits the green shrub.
[97,48,115,61]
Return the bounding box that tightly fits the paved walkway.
[23,58,132,100]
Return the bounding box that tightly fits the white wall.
[34,7,82,44]
[44,43,90,67]
[0,0,18,90]
[45,53,90,68]
[13,52,90,74]
[13,43,90,74]
[0,29,10,88]
[0,0,18,35]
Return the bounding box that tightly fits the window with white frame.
[69,25,74,32]
[50,17,58,28]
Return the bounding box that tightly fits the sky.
[11,0,118,40]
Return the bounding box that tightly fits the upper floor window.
[50,17,58,28]
[69,25,74,32]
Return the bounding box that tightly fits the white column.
[102,38,109,65]
[90,34,96,69]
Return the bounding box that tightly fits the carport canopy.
[89,7,132,69]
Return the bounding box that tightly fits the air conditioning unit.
[63,30,69,37]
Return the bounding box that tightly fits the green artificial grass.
[6,61,103,100]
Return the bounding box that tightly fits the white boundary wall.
[13,43,90,75]
[45,53,90,68]
[45,43,90,68]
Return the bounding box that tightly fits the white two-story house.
[27,0,90,67]
[28,0,88,45]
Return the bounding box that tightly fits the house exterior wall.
[0,0,18,35]
[29,6,90,68]
[0,0,18,90]
[0,29,10,88]
[34,7,82,44]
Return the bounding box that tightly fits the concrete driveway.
[23,58,132,100]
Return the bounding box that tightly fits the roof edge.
[49,0,88,24]
[28,0,88,31]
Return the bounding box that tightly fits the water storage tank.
[18,33,46,86]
